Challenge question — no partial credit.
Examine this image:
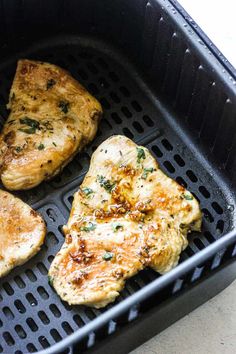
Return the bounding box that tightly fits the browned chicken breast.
[49,135,202,308]
[0,59,102,190]
[0,189,46,278]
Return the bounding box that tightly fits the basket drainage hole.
[142,115,154,127]
[152,145,163,158]
[161,138,173,151]
[123,127,134,139]
[38,311,50,324]
[49,304,61,317]
[47,232,59,245]
[15,324,26,339]
[39,336,50,349]
[212,202,223,215]
[50,328,62,342]
[37,286,49,299]
[176,176,187,188]
[202,209,214,223]
[25,269,37,282]
[199,186,210,198]
[3,306,14,319]
[216,220,224,234]
[14,300,26,313]
[204,231,215,243]
[131,100,142,112]
[26,293,38,306]
[14,275,26,288]
[119,86,131,97]
[3,282,14,295]
[26,318,38,332]
[133,121,144,133]
[3,332,15,346]
[163,161,175,173]
[193,238,205,250]
[111,112,122,124]
[110,91,120,103]
[73,314,85,327]
[121,106,132,118]
[62,321,73,335]
[46,208,57,222]
[174,154,185,167]
[186,170,198,182]
[27,343,37,353]
[37,262,48,275]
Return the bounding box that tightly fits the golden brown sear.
[0,189,46,278]
[0,59,102,190]
[49,135,202,308]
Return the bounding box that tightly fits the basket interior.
[0,36,235,354]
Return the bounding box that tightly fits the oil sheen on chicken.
[49,135,202,308]
[0,189,46,278]
[0,59,102,190]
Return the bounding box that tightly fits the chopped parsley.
[137,147,146,163]
[103,252,113,261]
[38,143,45,150]
[184,194,193,200]
[80,222,96,232]
[82,187,94,197]
[53,142,57,147]
[46,78,56,90]
[58,100,70,114]
[97,175,116,193]
[19,117,40,134]
[48,275,54,286]
[112,222,124,232]
[15,146,22,153]
[141,167,155,179]
[19,127,37,134]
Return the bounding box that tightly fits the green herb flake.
[19,127,37,134]
[48,275,54,286]
[184,194,193,201]
[80,222,96,232]
[15,146,22,153]
[82,187,94,197]
[38,143,45,150]
[58,100,70,114]
[46,78,56,90]
[97,175,116,193]
[137,147,146,163]
[19,117,40,134]
[112,222,124,232]
[53,142,57,147]
[102,252,113,261]
[141,167,155,179]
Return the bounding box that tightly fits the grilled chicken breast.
[0,59,102,190]
[49,135,202,308]
[0,189,46,278]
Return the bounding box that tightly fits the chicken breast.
[0,189,46,278]
[49,135,202,308]
[0,59,102,190]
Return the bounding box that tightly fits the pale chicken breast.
[0,59,102,190]
[0,189,46,278]
[49,135,202,308]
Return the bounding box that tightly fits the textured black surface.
[0,36,235,354]
[0,0,235,353]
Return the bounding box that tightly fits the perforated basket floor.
[0,36,235,354]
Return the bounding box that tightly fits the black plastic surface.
[0,1,235,354]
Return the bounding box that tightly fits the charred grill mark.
[69,240,94,265]
[3,131,15,146]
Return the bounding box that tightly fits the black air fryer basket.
[0,1,236,353]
